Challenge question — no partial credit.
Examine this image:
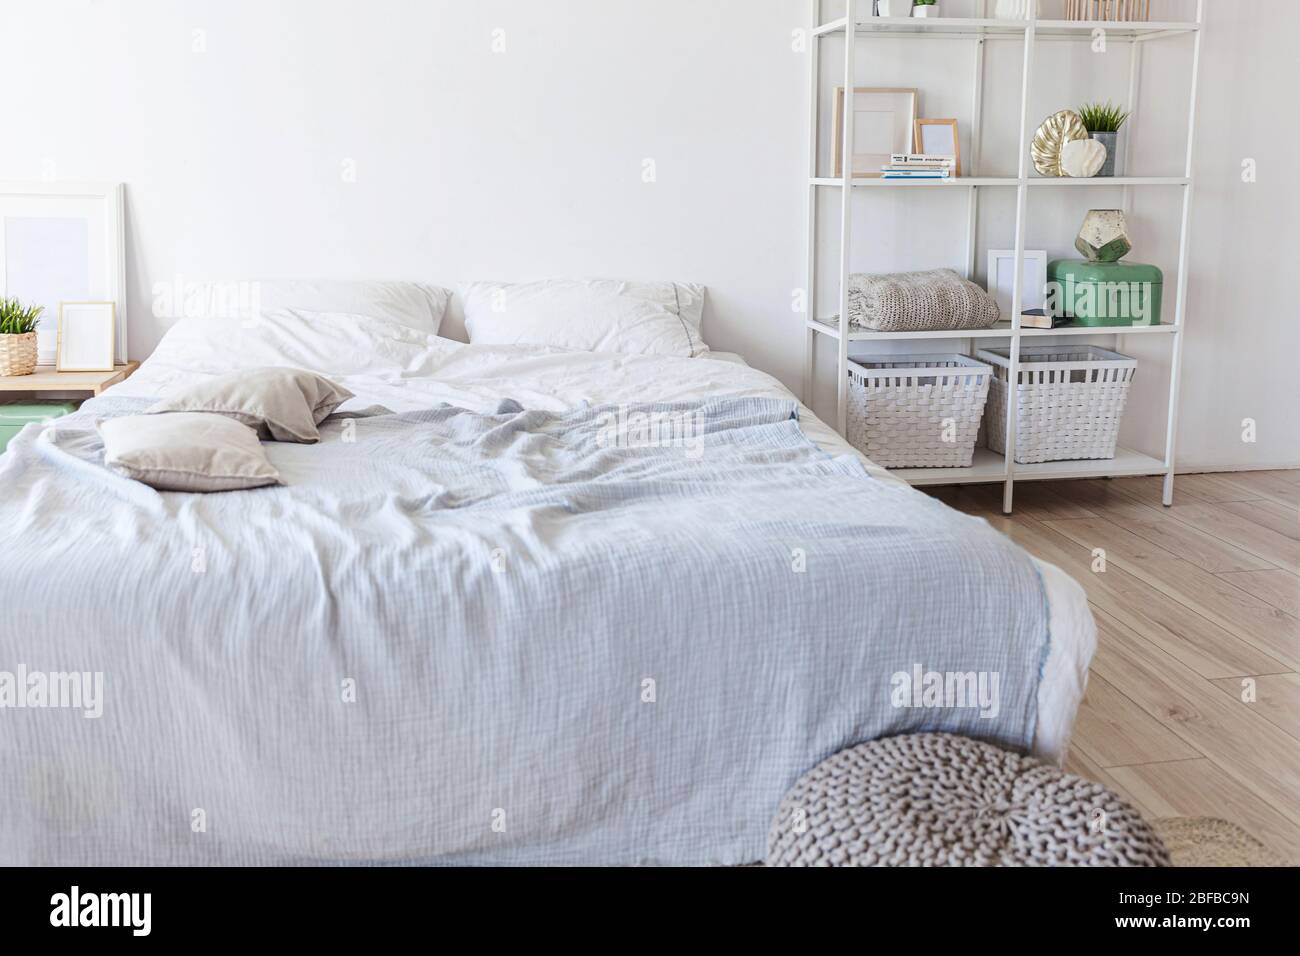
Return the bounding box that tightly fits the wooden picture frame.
[832,87,918,178]
[56,301,116,372]
[913,118,961,177]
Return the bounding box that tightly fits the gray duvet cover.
[0,395,1048,865]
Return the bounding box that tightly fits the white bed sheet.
[109,337,1093,764]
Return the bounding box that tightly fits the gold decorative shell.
[1031,110,1090,177]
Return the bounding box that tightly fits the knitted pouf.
[766,733,1170,867]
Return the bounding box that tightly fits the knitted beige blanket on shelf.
[833,268,1002,333]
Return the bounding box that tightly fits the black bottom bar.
[0,865,1287,942]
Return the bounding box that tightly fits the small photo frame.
[914,118,961,177]
[832,87,918,178]
[56,301,117,372]
[987,250,1048,319]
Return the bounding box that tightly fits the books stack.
[881,154,954,179]
[1020,309,1071,330]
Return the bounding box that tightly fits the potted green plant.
[0,297,44,376]
[912,0,939,16]
[1077,101,1131,177]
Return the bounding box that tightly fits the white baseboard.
[1176,463,1300,475]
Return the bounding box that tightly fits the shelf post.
[1161,0,1204,507]
[964,36,986,280]
[1120,30,1142,202]
[1003,12,1037,514]
[835,0,858,436]
[803,0,822,405]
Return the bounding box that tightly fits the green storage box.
[0,401,79,453]
[1047,259,1163,327]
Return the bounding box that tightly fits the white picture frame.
[987,249,1048,319]
[832,87,918,178]
[57,301,117,372]
[0,182,126,366]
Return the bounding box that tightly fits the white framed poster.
[57,302,116,372]
[987,249,1048,318]
[0,183,126,365]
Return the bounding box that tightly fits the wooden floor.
[924,470,1300,863]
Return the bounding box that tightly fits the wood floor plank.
[1002,482,1098,521]
[1216,569,1300,618]
[1087,610,1300,828]
[1208,673,1300,743]
[978,510,1288,679]
[1174,473,1265,503]
[1044,517,1300,671]
[1212,470,1300,508]
[1107,759,1300,863]
[1158,500,1300,574]
[935,484,1005,519]
[1071,674,1202,768]
[1045,480,1273,573]
[1249,469,1300,486]
[1103,476,1180,506]
[1217,498,1300,544]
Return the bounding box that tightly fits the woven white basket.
[978,345,1136,464]
[846,354,992,468]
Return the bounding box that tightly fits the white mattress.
[110,338,1094,764]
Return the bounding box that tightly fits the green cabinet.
[1047,259,1163,327]
[0,401,79,453]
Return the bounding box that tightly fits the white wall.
[1,0,1294,470]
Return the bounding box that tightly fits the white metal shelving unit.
[803,0,1204,513]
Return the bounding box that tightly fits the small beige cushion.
[99,413,282,492]
[146,367,353,443]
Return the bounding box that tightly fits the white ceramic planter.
[994,0,1041,18]
[877,0,914,17]
[913,3,939,16]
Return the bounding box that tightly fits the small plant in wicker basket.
[0,297,44,376]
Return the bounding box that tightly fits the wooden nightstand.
[0,363,139,452]
[0,362,139,398]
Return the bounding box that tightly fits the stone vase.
[1090,131,1119,177]
[1076,209,1132,262]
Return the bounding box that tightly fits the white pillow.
[138,309,440,384]
[158,279,451,333]
[461,279,708,357]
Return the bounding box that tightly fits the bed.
[0,286,1094,865]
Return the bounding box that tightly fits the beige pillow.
[99,413,282,492]
[146,367,353,443]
